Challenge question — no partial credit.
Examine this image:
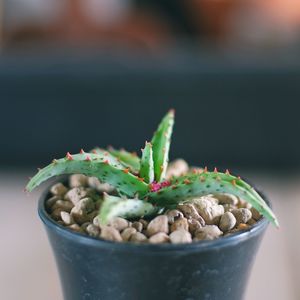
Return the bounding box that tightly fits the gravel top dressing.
[46,165,262,244]
[27,110,277,245]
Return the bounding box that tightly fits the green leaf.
[99,193,158,225]
[26,152,149,198]
[139,142,154,183]
[106,147,140,173]
[146,171,279,227]
[151,109,175,182]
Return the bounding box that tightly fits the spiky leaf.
[107,147,140,174]
[146,171,279,227]
[139,142,154,183]
[99,193,158,225]
[26,153,149,198]
[151,110,174,182]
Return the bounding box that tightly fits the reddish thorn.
[138,177,144,182]
[231,180,236,186]
[200,176,206,182]
[184,179,191,185]
[237,176,241,180]
[204,166,208,173]
[104,160,109,165]
[80,149,85,154]
[169,108,175,115]
[66,152,73,160]
[107,145,113,151]
[163,132,168,138]
[85,155,91,161]
[160,165,164,171]
[92,149,97,154]
[132,151,137,156]
[192,168,197,174]
[144,196,149,201]
[120,148,125,152]
[104,152,108,156]
[214,167,218,173]
[23,188,28,193]
[123,168,130,174]
[52,159,58,164]
[225,169,230,175]
[171,185,178,190]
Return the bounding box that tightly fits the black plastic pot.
[38,179,269,300]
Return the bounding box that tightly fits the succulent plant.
[26,110,279,227]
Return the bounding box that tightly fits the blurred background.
[0,0,300,299]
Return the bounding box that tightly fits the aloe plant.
[26,110,279,227]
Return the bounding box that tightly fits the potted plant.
[26,110,278,300]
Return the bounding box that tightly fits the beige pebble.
[250,207,261,221]
[69,174,88,188]
[93,216,100,227]
[50,183,68,197]
[132,221,143,232]
[81,222,92,232]
[76,198,95,213]
[100,226,122,242]
[139,219,149,229]
[194,225,223,241]
[149,232,170,244]
[60,211,74,225]
[121,227,137,241]
[170,218,189,232]
[169,230,192,244]
[166,209,184,224]
[178,204,205,226]
[46,196,60,209]
[52,200,74,212]
[231,208,252,225]
[166,159,189,179]
[108,217,129,231]
[130,232,148,243]
[238,198,252,209]
[68,224,83,233]
[219,212,236,232]
[222,204,236,212]
[187,218,203,234]
[87,177,115,193]
[213,193,239,206]
[86,224,100,237]
[70,206,89,225]
[64,187,89,205]
[193,198,224,225]
[237,223,250,230]
[51,208,64,220]
[247,218,257,226]
[147,215,169,236]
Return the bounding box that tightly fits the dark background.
[1,48,300,171]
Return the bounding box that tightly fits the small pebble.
[50,183,68,197]
[130,232,147,243]
[237,223,250,230]
[86,224,100,237]
[46,196,60,209]
[231,208,252,225]
[166,159,189,179]
[100,226,122,242]
[194,225,223,241]
[52,200,74,212]
[166,209,184,224]
[60,211,74,225]
[178,204,205,225]
[121,227,137,241]
[169,230,192,244]
[250,207,261,221]
[170,218,189,232]
[108,217,129,231]
[214,193,238,206]
[69,174,88,188]
[187,219,203,234]
[219,212,236,232]
[68,224,82,233]
[149,232,170,244]
[147,215,169,237]
[132,221,143,232]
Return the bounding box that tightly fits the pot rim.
[38,177,269,254]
